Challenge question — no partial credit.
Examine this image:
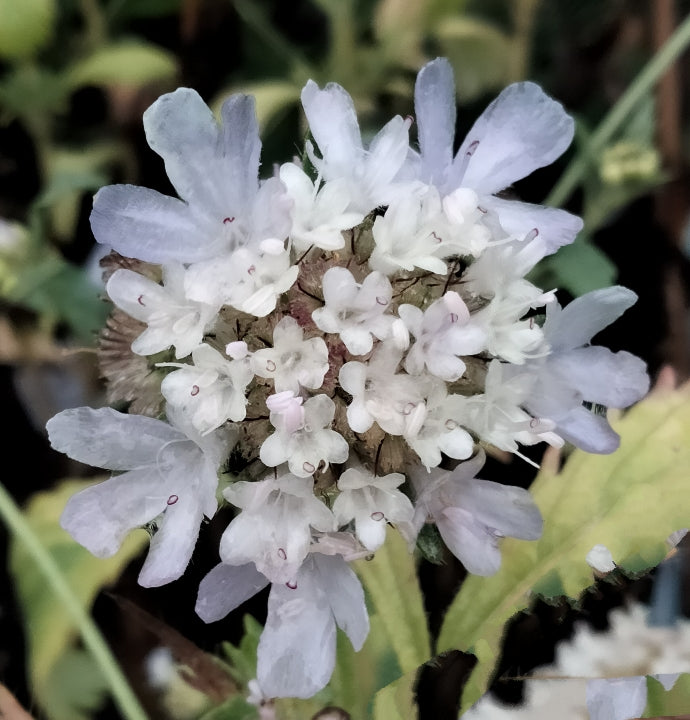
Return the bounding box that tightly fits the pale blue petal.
[314,553,369,651]
[257,561,336,698]
[545,286,638,350]
[482,196,583,254]
[90,184,220,264]
[452,82,574,194]
[195,562,268,623]
[47,406,183,471]
[415,57,456,186]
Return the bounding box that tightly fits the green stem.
[546,11,690,208]
[0,482,148,720]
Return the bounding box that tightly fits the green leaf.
[5,252,110,343]
[644,673,690,717]
[539,237,618,297]
[330,612,401,718]
[221,615,263,688]
[437,382,690,712]
[431,17,510,102]
[41,648,109,720]
[199,696,258,720]
[65,41,177,89]
[0,0,55,59]
[9,479,148,720]
[213,81,301,133]
[353,528,431,672]
[0,65,69,121]
[109,0,182,19]
[372,668,419,720]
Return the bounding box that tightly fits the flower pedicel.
[46,58,650,699]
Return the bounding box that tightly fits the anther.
[525,227,539,242]
[466,139,480,157]
[477,206,487,214]
[403,403,415,415]
[266,360,276,372]
[371,511,384,521]
[137,295,145,306]
[445,419,457,430]
[530,417,539,429]
[247,265,256,275]
[449,313,458,323]
[431,231,443,243]
[303,461,315,474]
[376,296,388,306]
[223,216,235,224]
[277,548,287,560]
[191,385,200,396]
[529,317,535,329]
[167,494,178,505]
[286,580,298,590]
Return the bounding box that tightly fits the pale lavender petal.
[301,80,362,168]
[257,563,336,698]
[453,479,543,541]
[139,494,205,587]
[47,407,182,471]
[60,468,167,558]
[550,347,649,409]
[545,286,638,350]
[143,88,229,216]
[90,184,218,264]
[437,508,502,576]
[196,562,269,623]
[482,196,583,254]
[556,405,621,454]
[415,57,456,186]
[452,82,574,194]
[586,676,647,720]
[220,94,262,209]
[314,553,369,651]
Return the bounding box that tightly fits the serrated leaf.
[353,528,431,672]
[0,0,55,59]
[9,479,147,720]
[437,382,690,713]
[65,41,177,89]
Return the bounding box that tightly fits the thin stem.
[546,11,690,208]
[0,482,148,720]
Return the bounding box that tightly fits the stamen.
[277,548,287,560]
[137,295,145,306]
[445,419,457,430]
[167,494,178,505]
[266,360,276,372]
[530,417,539,428]
[247,265,256,275]
[449,313,458,323]
[376,296,388,306]
[286,580,298,590]
[302,461,316,474]
[223,216,235,224]
[403,403,415,416]
[191,385,200,396]
[524,227,539,242]
[477,206,487,214]
[456,139,480,181]
[371,511,384,521]
[431,231,443,243]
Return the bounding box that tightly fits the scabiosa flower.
[48,58,650,701]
